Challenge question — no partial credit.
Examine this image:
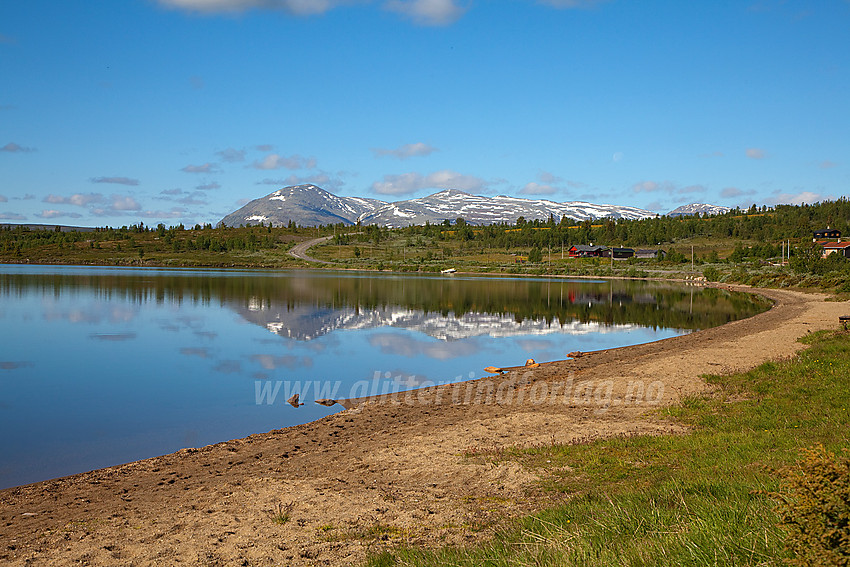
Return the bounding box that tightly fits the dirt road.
[288,235,334,264]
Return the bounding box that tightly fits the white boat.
[441,268,457,274]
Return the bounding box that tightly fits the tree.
[790,243,826,274]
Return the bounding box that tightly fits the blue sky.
[1,0,848,227]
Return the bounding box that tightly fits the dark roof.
[570,245,608,252]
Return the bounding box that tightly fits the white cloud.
[632,180,705,195]
[518,171,569,196]
[251,153,316,170]
[110,195,142,211]
[632,180,660,193]
[156,189,208,206]
[372,142,438,160]
[256,172,344,191]
[89,196,143,216]
[36,210,83,219]
[181,162,219,173]
[0,195,7,202]
[819,160,838,169]
[383,0,466,25]
[678,184,707,194]
[179,194,209,205]
[1,142,36,153]
[371,169,486,196]
[745,147,766,159]
[196,181,221,190]
[538,171,562,184]
[90,176,139,186]
[0,212,26,220]
[157,0,336,16]
[155,0,607,25]
[215,147,246,162]
[44,193,104,206]
[519,182,558,196]
[140,208,187,219]
[765,191,824,206]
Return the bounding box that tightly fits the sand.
[0,284,844,566]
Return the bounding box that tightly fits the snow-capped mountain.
[220,185,656,228]
[219,185,386,228]
[667,203,730,217]
[361,190,655,228]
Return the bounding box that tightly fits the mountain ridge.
[667,203,731,217]
[220,185,689,228]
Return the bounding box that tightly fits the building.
[814,228,841,240]
[822,241,850,259]
[568,245,609,258]
[635,249,666,260]
[612,247,635,259]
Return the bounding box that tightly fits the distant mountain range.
[219,184,727,228]
[667,203,731,217]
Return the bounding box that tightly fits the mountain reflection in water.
[0,265,769,489]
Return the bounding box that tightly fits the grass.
[366,330,850,566]
[8,225,850,294]
[271,502,294,525]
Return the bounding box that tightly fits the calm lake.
[0,265,769,489]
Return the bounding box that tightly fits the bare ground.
[0,285,844,566]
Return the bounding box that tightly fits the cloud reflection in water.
[368,332,483,360]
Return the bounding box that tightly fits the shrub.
[775,445,850,566]
[703,266,720,282]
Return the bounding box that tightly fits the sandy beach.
[0,284,843,566]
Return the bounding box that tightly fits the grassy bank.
[4,222,850,294]
[367,329,850,566]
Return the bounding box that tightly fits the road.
[287,235,335,264]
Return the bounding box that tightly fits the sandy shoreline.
[0,285,844,566]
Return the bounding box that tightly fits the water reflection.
[0,265,770,489]
[1,266,769,338]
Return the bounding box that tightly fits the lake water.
[0,265,768,488]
